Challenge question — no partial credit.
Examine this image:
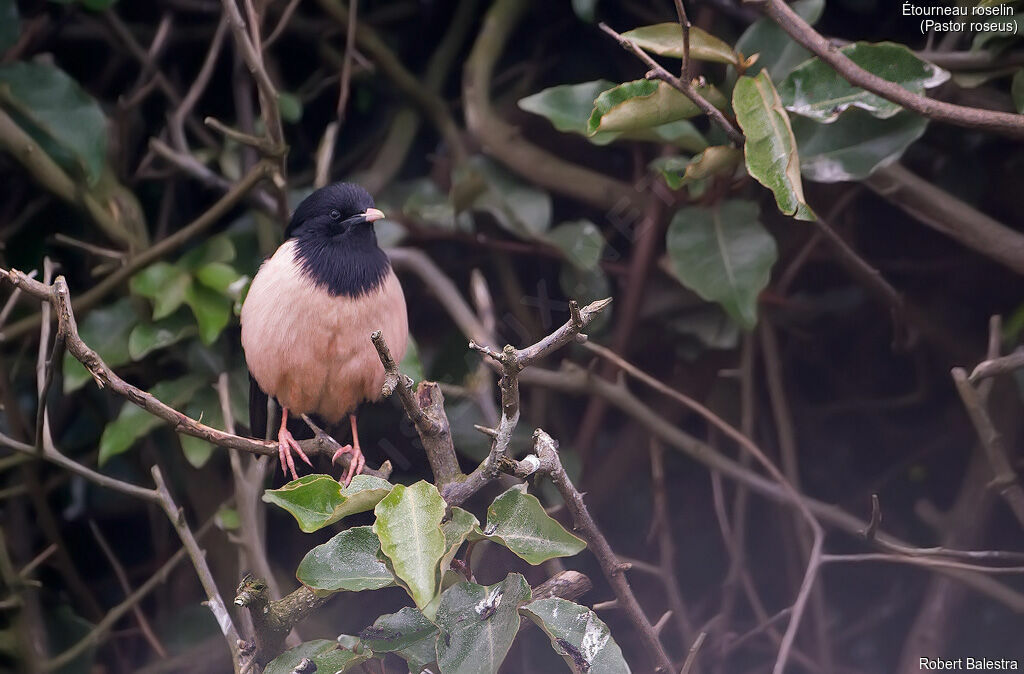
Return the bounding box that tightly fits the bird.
[240,182,408,485]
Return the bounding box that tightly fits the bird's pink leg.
[332,413,365,486]
[277,408,312,481]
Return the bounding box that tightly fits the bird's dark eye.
[329,208,342,221]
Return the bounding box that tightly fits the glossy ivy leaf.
[360,607,438,669]
[373,481,446,610]
[263,639,371,674]
[131,262,191,320]
[183,281,232,345]
[128,311,196,361]
[0,61,107,184]
[194,262,246,298]
[1012,69,1024,114]
[518,81,707,150]
[519,80,619,144]
[778,42,949,122]
[452,156,552,239]
[733,71,815,221]
[734,0,824,81]
[296,526,394,592]
[179,235,235,270]
[621,23,739,65]
[546,220,603,270]
[180,386,222,468]
[0,0,19,54]
[440,507,479,575]
[793,108,928,182]
[666,200,777,330]
[587,79,726,135]
[434,574,532,674]
[99,374,207,464]
[263,474,392,533]
[650,146,743,190]
[475,485,586,565]
[520,598,630,674]
[62,297,136,393]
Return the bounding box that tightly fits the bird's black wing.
[248,372,270,441]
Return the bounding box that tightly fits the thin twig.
[952,367,1024,529]
[88,521,168,658]
[43,518,216,671]
[152,466,242,672]
[532,429,675,673]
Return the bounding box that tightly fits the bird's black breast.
[292,237,391,298]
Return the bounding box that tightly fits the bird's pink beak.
[362,208,385,223]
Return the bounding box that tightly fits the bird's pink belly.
[240,242,408,424]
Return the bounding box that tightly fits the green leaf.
[0,61,107,184]
[296,526,394,592]
[474,485,586,565]
[733,71,815,220]
[128,311,196,361]
[793,109,928,182]
[183,281,232,345]
[0,0,20,54]
[434,574,532,674]
[587,79,727,135]
[131,262,191,320]
[277,91,302,123]
[518,80,707,150]
[1012,69,1024,114]
[180,386,221,468]
[360,607,438,660]
[179,235,235,270]
[734,0,825,81]
[99,375,207,464]
[519,80,620,144]
[263,639,371,674]
[195,262,245,298]
[373,481,446,611]
[440,507,479,574]
[666,200,777,330]
[545,220,603,270]
[650,146,743,190]
[778,42,948,122]
[263,474,393,533]
[216,506,240,530]
[520,598,630,674]
[452,156,552,238]
[621,23,739,65]
[62,298,136,393]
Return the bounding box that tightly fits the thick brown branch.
[372,331,460,484]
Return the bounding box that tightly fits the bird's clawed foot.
[332,413,365,486]
[332,444,364,486]
[278,409,312,481]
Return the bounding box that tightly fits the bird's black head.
[286,182,390,298]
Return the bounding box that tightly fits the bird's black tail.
[248,372,270,441]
